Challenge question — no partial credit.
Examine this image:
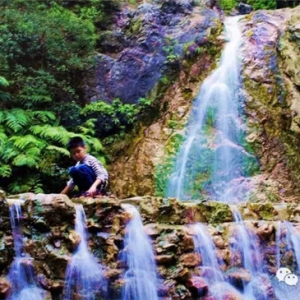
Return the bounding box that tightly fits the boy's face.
[70,146,87,162]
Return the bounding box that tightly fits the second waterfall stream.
[167,16,257,202]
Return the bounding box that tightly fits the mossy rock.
[197,201,233,224]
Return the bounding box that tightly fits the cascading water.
[121,204,158,300]
[231,211,271,300]
[192,223,243,299]
[64,204,107,300]
[284,221,300,273]
[8,202,45,300]
[166,16,258,202]
[192,223,224,283]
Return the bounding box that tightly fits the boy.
[61,136,108,197]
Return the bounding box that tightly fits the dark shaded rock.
[160,0,194,15]
[237,2,253,15]
[85,1,222,105]
[186,276,208,297]
[0,277,10,298]
[155,254,175,265]
[226,267,251,289]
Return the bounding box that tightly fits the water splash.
[166,16,258,202]
[64,204,107,300]
[192,223,224,283]
[273,221,300,300]
[284,221,300,273]
[121,204,158,300]
[230,211,271,300]
[8,202,45,300]
[275,221,282,269]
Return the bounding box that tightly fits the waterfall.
[273,221,300,300]
[7,202,45,300]
[192,223,224,283]
[64,204,107,300]
[166,16,257,202]
[276,221,282,269]
[121,204,158,300]
[284,221,300,274]
[230,211,271,300]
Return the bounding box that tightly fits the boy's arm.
[61,185,72,195]
[86,178,102,196]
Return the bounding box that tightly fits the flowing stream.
[64,204,107,300]
[8,202,45,300]
[192,223,243,299]
[231,211,271,300]
[166,16,257,202]
[121,204,158,300]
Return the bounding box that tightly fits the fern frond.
[29,125,72,145]
[86,136,103,152]
[4,109,32,133]
[13,154,38,167]
[0,148,19,161]
[46,145,70,156]
[32,110,56,122]
[0,164,12,177]
[9,135,45,150]
[0,76,9,87]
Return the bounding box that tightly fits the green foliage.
[81,98,154,143]
[0,77,105,194]
[0,1,118,193]
[155,133,184,197]
[219,0,276,11]
[0,1,97,111]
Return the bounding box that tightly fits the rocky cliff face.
[84,0,222,104]
[105,3,224,197]
[240,6,300,202]
[1,192,300,299]
[108,5,300,201]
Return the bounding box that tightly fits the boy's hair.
[67,136,86,151]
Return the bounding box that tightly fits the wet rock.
[172,267,191,282]
[68,230,81,249]
[0,191,6,202]
[182,235,195,251]
[0,277,10,298]
[226,267,251,289]
[236,2,253,15]
[33,217,50,233]
[213,235,226,249]
[144,223,159,237]
[291,205,300,222]
[180,253,201,267]
[105,268,122,280]
[155,254,175,265]
[186,276,208,297]
[255,223,274,240]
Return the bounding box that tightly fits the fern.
[46,145,70,156]
[29,125,73,145]
[9,135,45,150]
[4,109,32,132]
[13,154,39,167]
[0,76,9,87]
[32,110,56,122]
[0,164,12,177]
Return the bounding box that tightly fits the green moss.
[197,202,233,225]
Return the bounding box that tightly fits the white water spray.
[121,204,158,300]
[64,204,107,300]
[167,17,257,202]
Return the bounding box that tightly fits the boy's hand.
[86,186,97,197]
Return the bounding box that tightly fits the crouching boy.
[61,136,108,197]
